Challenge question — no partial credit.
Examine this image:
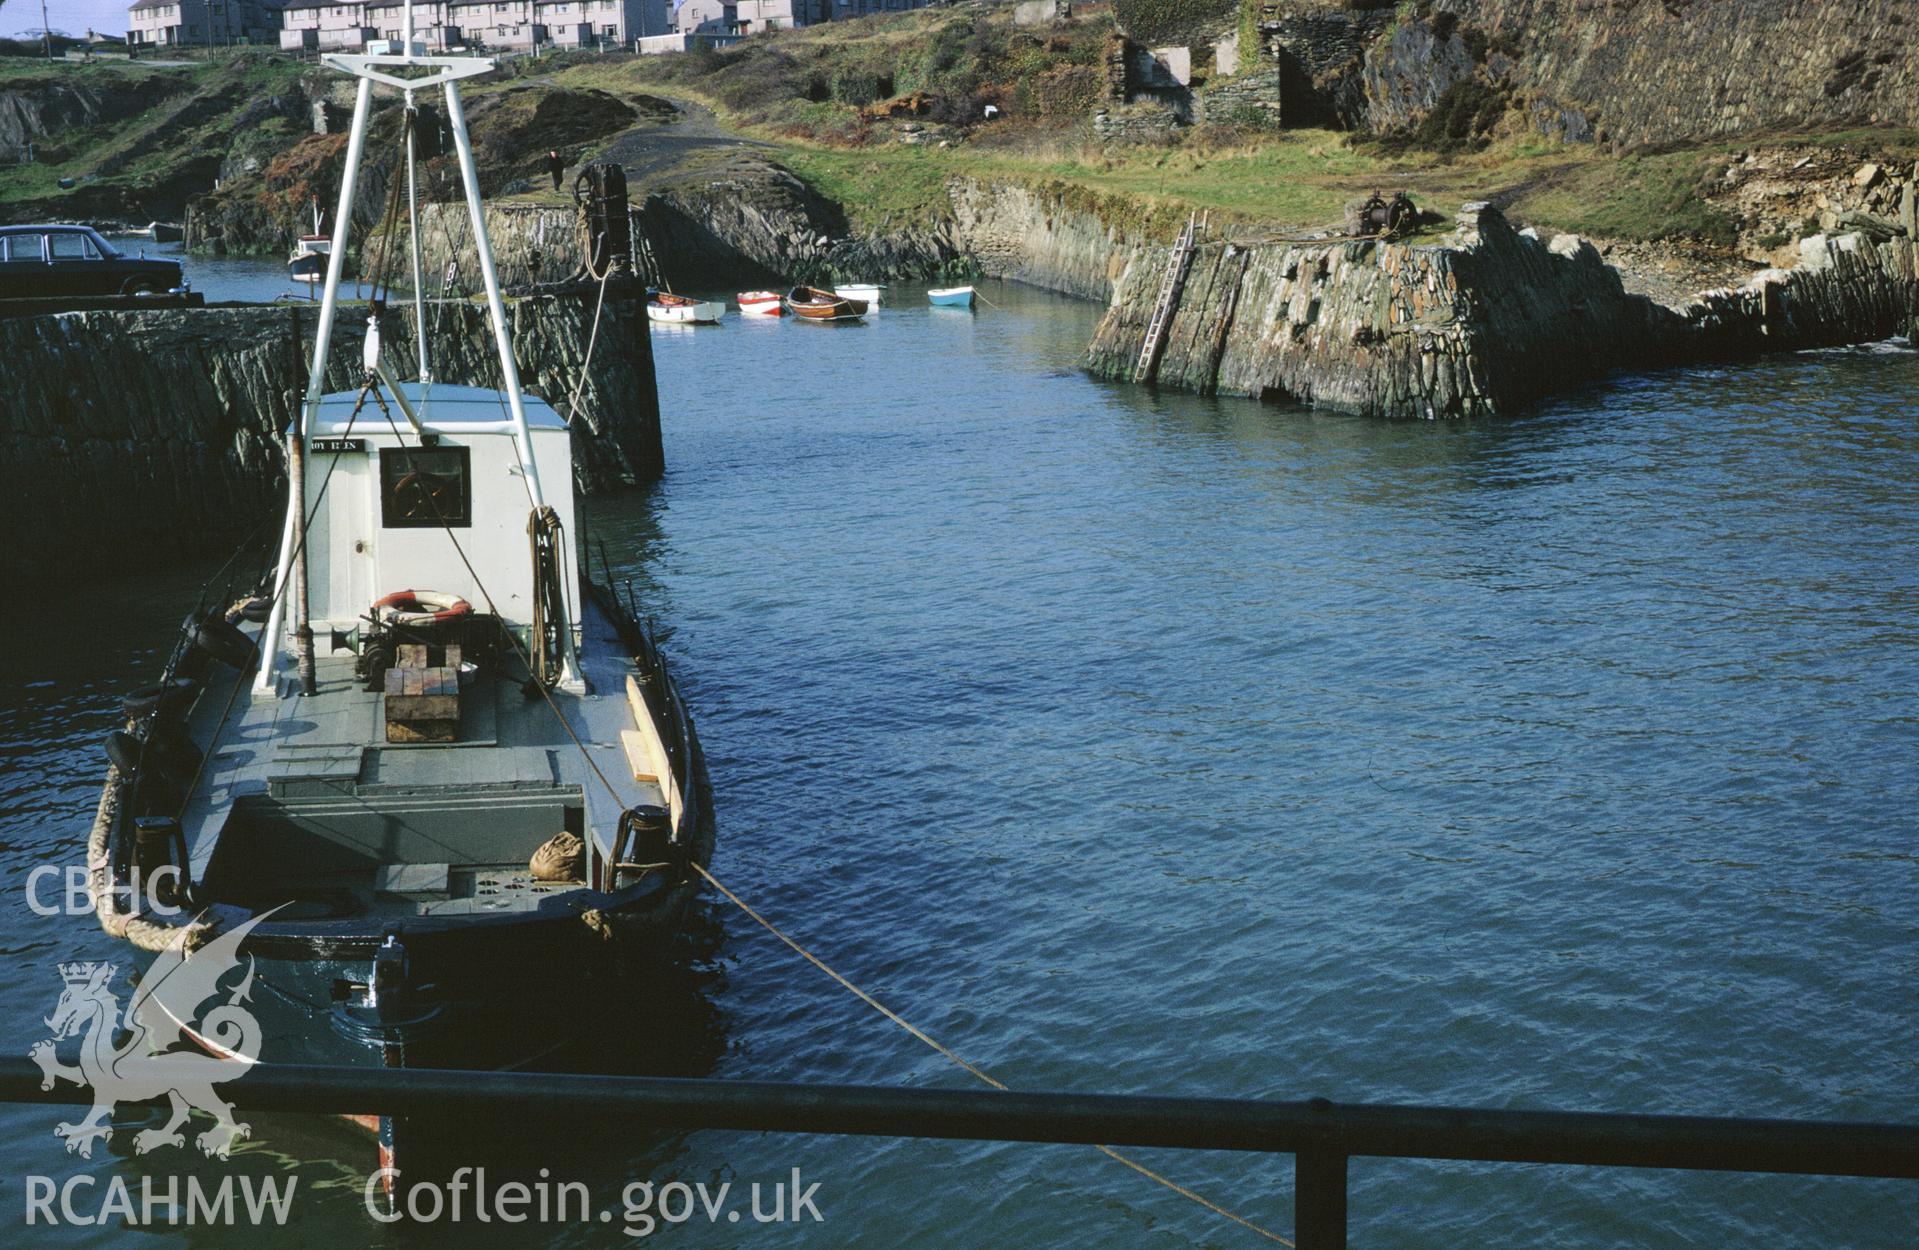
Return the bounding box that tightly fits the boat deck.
[178,592,667,917]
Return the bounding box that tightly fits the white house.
[129,0,284,46]
[672,0,733,35]
[279,0,669,52]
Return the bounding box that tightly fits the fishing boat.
[834,281,883,306]
[288,200,331,285]
[783,285,868,322]
[647,291,725,324]
[79,8,711,1183]
[736,290,784,316]
[928,285,976,308]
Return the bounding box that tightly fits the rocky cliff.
[0,294,660,575]
[1433,0,1919,148]
[947,179,1146,301]
[1087,199,1918,417]
[183,85,644,256]
[432,161,1139,298]
[462,164,1153,300]
[1235,0,1919,147]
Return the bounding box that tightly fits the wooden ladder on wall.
[1133,210,1205,384]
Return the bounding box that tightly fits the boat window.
[48,232,91,260]
[6,235,45,263]
[380,445,472,529]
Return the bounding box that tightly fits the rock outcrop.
[947,178,1143,301]
[416,154,961,292]
[1239,0,1919,147]
[0,294,660,575]
[1433,0,1919,148]
[1087,200,1919,417]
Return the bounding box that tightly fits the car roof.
[0,224,98,234]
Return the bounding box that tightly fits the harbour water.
[1,274,1913,1246]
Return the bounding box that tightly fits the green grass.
[0,51,313,210]
[775,146,958,229]
[1510,147,1743,247]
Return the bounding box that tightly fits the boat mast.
[402,2,430,392]
[257,3,559,692]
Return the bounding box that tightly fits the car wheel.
[121,278,158,296]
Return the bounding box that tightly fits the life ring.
[373,589,474,627]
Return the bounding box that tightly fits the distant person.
[547,149,564,192]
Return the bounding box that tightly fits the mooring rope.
[690,864,1296,1246]
[561,262,614,429]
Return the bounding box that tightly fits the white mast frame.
[257,12,575,692]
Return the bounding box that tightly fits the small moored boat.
[928,285,976,308]
[834,282,883,306]
[647,291,725,324]
[783,285,867,322]
[736,290,784,317]
[288,199,331,285]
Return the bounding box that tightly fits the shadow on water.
[33,916,734,1249]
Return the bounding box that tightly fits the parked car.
[0,224,186,300]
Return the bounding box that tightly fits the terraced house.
[276,0,670,51]
[128,0,286,47]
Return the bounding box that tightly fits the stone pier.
[0,292,660,576]
[1086,202,1919,418]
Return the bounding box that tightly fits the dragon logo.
[29,911,275,1160]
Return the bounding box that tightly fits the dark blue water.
[1,282,1913,1245]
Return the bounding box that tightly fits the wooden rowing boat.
[783,285,868,322]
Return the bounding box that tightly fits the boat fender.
[144,725,203,785]
[373,589,474,626]
[192,617,257,669]
[230,595,273,624]
[106,730,144,776]
[106,731,193,803]
[121,677,201,722]
[134,817,181,907]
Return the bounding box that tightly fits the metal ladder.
[1133,210,1205,384]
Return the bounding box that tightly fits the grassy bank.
[541,8,1749,245]
[0,54,311,219]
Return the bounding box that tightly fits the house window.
[380,445,471,528]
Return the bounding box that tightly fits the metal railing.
[2,1059,1912,1247]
